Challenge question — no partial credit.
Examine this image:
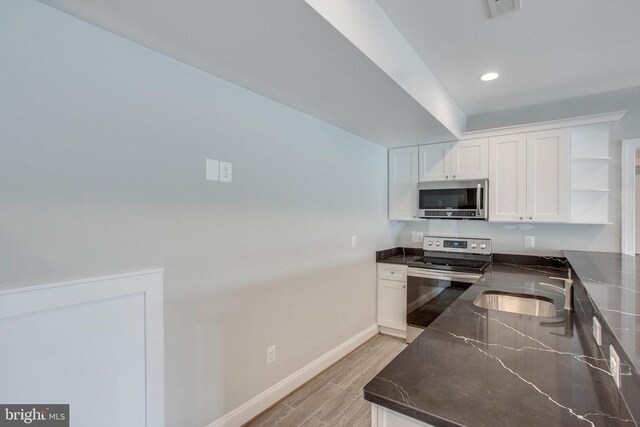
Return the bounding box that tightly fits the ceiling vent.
[487,0,521,17]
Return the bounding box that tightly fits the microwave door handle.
[476,184,481,217]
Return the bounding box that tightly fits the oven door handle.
[407,267,482,283]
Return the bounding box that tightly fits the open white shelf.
[569,124,612,225]
[571,125,611,158]
[571,191,609,224]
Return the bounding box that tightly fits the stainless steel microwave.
[417,179,488,220]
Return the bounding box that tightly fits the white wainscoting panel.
[0,269,164,427]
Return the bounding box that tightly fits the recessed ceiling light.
[480,72,500,82]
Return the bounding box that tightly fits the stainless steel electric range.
[405,236,492,343]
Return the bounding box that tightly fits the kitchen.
[1,0,639,426]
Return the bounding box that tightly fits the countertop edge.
[364,390,464,427]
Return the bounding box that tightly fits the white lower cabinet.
[377,264,407,337]
[371,404,434,427]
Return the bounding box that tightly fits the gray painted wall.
[467,86,640,141]
[0,1,392,425]
[637,165,640,254]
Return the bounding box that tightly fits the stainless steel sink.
[473,291,557,317]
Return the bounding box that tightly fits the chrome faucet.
[539,270,574,311]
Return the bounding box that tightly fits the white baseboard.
[208,324,379,427]
[379,325,406,340]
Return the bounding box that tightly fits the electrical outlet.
[351,235,357,248]
[267,345,276,365]
[524,235,535,248]
[610,345,621,388]
[592,317,602,346]
[220,161,232,183]
[206,159,219,181]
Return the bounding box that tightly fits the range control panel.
[423,236,492,255]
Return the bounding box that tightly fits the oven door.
[406,268,480,343]
[417,179,487,219]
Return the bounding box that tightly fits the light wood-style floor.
[246,334,407,427]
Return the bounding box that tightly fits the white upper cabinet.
[526,129,570,222]
[418,139,488,182]
[388,146,419,220]
[489,129,570,223]
[489,134,528,222]
[451,138,489,180]
[418,142,451,181]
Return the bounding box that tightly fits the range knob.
[435,241,441,247]
[480,243,487,249]
[471,243,477,249]
[428,240,433,246]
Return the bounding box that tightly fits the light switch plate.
[592,316,602,346]
[610,345,621,388]
[220,161,232,183]
[351,235,357,248]
[206,159,219,181]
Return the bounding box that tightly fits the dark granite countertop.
[364,261,634,426]
[376,247,424,265]
[564,251,640,424]
[564,251,640,371]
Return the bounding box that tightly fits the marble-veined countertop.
[364,260,634,426]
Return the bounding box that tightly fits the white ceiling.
[375,0,640,115]
[36,0,640,145]
[36,0,456,148]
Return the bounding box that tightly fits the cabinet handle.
[445,175,448,179]
[520,217,523,220]
[529,217,533,220]
[453,174,456,179]
[402,285,406,288]
[390,271,395,274]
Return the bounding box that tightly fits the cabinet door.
[373,404,433,427]
[489,134,527,222]
[526,129,570,222]
[388,147,419,220]
[377,279,406,331]
[418,142,452,182]
[451,138,489,180]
